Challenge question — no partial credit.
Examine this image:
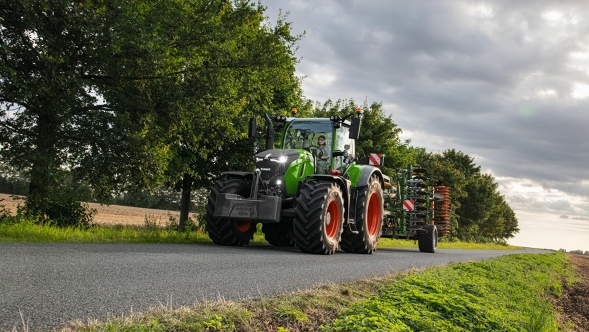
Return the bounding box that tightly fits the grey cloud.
[560,215,569,219]
[264,0,589,203]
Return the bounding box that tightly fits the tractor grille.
[257,158,282,181]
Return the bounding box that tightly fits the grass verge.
[42,252,572,332]
[0,221,520,250]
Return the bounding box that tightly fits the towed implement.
[205,108,451,254]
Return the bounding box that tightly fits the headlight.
[278,156,287,163]
[276,179,282,186]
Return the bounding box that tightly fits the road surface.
[0,242,551,330]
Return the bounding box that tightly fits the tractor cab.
[281,118,356,175]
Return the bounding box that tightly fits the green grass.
[379,237,521,250]
[0,221,210,244]
[39,252,572,332]
[324,252,574,332]
[0,221,519,250]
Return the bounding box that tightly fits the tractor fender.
[355,166,385,189]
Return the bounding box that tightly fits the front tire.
[341,175,384,254]
[418,224,438,253]
[293,181,344,254]
[205,177,256,246]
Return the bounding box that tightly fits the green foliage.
[0,0,302,228]
[0,199,12,222]
[324,253,568,332]
[416,148,519,242]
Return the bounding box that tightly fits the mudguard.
[347,165,384,189]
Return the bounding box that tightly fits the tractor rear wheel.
[341,175,384,254]
[293,181,344,254]
[205,177,256,246]
[262,223,295,247]
[418,224,438,253]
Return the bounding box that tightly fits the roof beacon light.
[356,107,362,115]
[291,107,297,117]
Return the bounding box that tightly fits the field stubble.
[0,193,195,227]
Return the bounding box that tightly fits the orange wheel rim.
[236,221,251,233]
[325,200,340,238]
[367,192,381,235]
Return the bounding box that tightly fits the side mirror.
[349,117,361,140]
[248,117,257,139]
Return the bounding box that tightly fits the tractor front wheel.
[293,181,344,254]
[341,175,384,254]
[205,177,257,246]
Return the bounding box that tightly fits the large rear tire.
[205,177,256,246]
[293,181,344,254]
[262,223,295,247]
[341,175,384,254]
[418,224,438,253]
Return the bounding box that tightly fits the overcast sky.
[262,0,589,251]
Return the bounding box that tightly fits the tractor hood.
[255,149,300,181]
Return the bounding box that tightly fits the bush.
[0,199,11,222]
[24,194,96,228]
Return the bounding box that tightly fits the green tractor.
[205,108,450,254]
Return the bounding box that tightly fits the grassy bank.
[0,221,519,250]
[44,252,571,332]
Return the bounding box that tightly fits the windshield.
[283,120,332,150]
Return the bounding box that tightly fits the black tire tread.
[418,224,438,253]
[293,181,343,255]
[341,175,384,254]
[262,223,295,247]
[205,177,256,246]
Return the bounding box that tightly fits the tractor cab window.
[283,120,332,152]
[332,125,355,171]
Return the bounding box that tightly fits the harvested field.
[556,254,589,331]
[0,193,196,227]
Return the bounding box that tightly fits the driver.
[316,135,331,174]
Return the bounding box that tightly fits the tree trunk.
[27,109,59,218]
[179,173,193,231]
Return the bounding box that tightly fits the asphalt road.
[0,242,551,330]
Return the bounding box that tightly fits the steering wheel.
[306,145,320,156]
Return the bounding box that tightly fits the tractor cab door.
[332,125,355,172]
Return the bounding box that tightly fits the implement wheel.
[293,181,343,254]
[341,175,384,254]
[262,223,295,247]
[205,177,256,246]
[418,224,438,253]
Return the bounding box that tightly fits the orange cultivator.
[434,186,451,237]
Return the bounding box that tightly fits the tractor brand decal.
[403,199,415,211]
[369,153,382,166]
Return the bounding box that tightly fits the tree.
[0,0,302,227]
[0,0,128,221]
[416,148,519,242]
